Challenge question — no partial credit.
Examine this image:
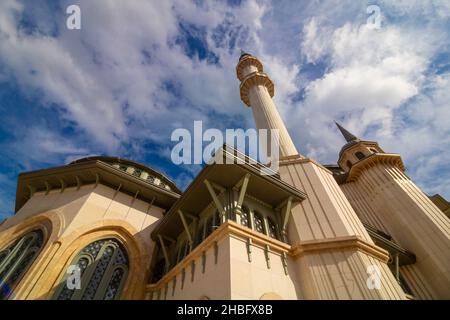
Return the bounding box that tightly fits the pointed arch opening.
[53,238,129,300]
[0,229,45,299]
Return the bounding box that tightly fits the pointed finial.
[335,121,358,142]
[239,50,251,61]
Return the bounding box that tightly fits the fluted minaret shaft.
[236,54,298,157]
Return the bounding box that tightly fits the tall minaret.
[236,53,407,300]
[236,52,298,157]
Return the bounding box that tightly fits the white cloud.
[0,0,449,202]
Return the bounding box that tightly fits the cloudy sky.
[0,0,449,218]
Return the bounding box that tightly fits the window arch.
[355,151,365,160]
[0,229,45,300]
[267,217,279,240]
[253,211,265,234]
[54,238,129,300]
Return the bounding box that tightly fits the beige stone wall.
[340,163,450,299]
[229,236,300,300]
[0,183,164,300]
[147,221,302,300]
[279,158,407,299]
[294,248,405,299]
[148,232,232,300]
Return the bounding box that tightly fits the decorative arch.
[0,229,45,299]
[0,212,61,300]
[53,238,129,300]
[44,221,148,300]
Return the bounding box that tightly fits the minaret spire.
[335,121,358,142]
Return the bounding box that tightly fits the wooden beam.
[114,183,122,197]
[75,175,81,190]
[161,235,175,244]
[237,173,250,208]
[209,181,226,193]
[95,173,100,187]
[59,178,66,193]
[157,235,170,271]
[282,196,293,231]
[44,181,51,195]
[178,210,193,244]
[204,179,225,214]
[27,185,36,198]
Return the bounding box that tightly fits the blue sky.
[1,0,450,218]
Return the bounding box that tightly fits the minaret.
[336,122,450,299]
[236,52,298,157]
[236,54,407,299]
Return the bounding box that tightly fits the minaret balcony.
[239,72,274,106]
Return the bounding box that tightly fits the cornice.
[236,55,263,81]
[346,153,405,183]
[239,72,274,106]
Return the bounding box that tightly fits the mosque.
[0,53,449,300]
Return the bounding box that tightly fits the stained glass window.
[267,217,279,239]
[0,229,44,300]
[253,212,265,234]
[54,238,129,300]
[240,206,250,228]
[355,152,365,160]
[132,168,142,177]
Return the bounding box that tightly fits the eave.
[15,160,181,213]
[151,153,306,241]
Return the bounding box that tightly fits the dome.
[69,156,180,193]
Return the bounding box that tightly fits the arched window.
[240,206,250,228]
[267,217,279,240]
[355,151,365,160]
[0,229,45,300]
[253,211,265,234]
[54,238,129,300]
[346,160,352,169]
